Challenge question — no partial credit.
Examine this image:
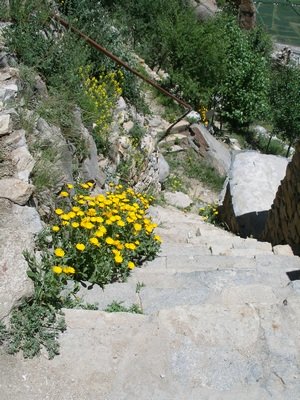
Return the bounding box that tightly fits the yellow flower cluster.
[199,203,219,224]
[199,105,209,127]
[51,183,161,285]
[79,65,123,132]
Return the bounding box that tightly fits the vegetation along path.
[1,206,299,399]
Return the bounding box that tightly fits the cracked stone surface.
[1,205,299,399]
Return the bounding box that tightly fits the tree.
[270,65,300,156]
[218,19,270,131]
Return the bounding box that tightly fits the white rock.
[0,113,11,136]
[158,153,170,182]
[123,120,134,132]
[170,119,190,134]
[11,146,35,182]
[164,191,193,208]
[273,244,294,256]
[0,178,34,205]
[0,201,42,319]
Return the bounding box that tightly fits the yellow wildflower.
[52,225,60,232]
[67,184,74,189]
[54,248,65,257]
[52,266,63,274]
[89,237,100,247]
[60,191,69,197]
[128,261,135,269]
[105,237,115,245]
[55,208,64,215]
[72,222,79,228]
[63,266,76,274]
[76,243,85,251]
[134,223,142,232]
[114,254,123,263]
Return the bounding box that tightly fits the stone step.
[1,304,299,399]
[76,253,294,313]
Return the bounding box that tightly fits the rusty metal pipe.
[51,13,193,112]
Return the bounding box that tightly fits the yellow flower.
[61,214,70,221]
[80,183,89,189]
[154,235,162,242]
[54,248,65,257]
[63,266,76,274]
[52,225,60,232]
[60,191,69,197]
[62,221,69,226]
[128,261,135,269]
[114,254,123,263]
[67,184,74,189]
[52,266,63,274]
[72,222,79,228]
[55,208,64,215]
[125,243,136,250]
[95,226,107,237]
[89,237,100,247]
[76,243,85,251]
[117,220,125,227]
[105,237,115,245]
[134,223,142,232]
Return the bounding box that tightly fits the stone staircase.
[1,206,300,399]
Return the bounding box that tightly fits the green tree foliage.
[218,19,271,130]
[270,64,300,155]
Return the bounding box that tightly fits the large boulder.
[189,123,232,176]
[219,151,289,238]
[0,199,43,320]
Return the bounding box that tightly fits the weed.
[0,300,66,359]
[163,175,185,193]
[199,203,219,225]
[165,150,225,192]
[129,122,146,147]
[135,281,145,294]
[104,301,143,314]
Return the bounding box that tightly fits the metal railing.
[51,13,193,136]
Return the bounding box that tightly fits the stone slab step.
[1,304,299,399]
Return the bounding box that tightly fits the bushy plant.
[199,204,219,225]
[49,183,161,288]
[79,65,123,132]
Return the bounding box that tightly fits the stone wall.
[261,141,300,255]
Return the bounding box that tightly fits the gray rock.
[35,118,74,187]
[0,113,11,136]
[158,153,170,182]
[220,151,289,237]
[0,200,43,319]
[115,96,127,113]
[11,145,35,182]
[273,244,294,256]
[0,177,34,205]
[170,119,190,134]
[190,123,231,176]
[164,191,193,208]
[73,110,105,187]
[4,129,26,149]
[122,120,134,132]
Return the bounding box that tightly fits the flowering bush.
[50,183,161,288]
[79,65,123,132]
[199,203,219,225]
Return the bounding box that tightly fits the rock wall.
[261,142,300,255]
[219,151,289,238]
